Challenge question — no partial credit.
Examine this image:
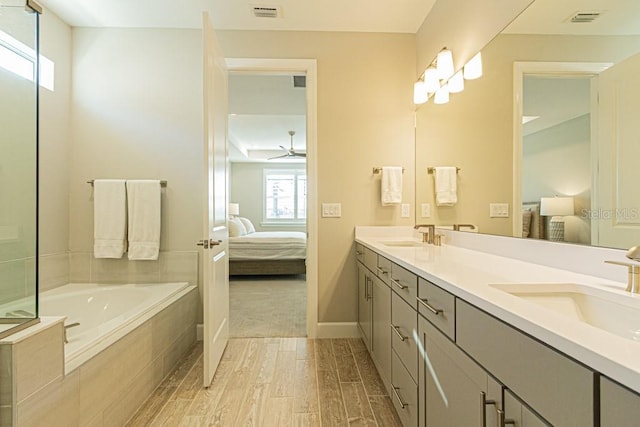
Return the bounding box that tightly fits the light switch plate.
[401,204,410,218]
[321,203,341,218]
[489,203,509,218]
[421,203,431,218]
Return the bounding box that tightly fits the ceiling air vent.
[251,5,282,19]
[293,76,306,88]
[568,11,602,23]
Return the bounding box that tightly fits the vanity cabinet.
[371,274,391,387]
[600,376,640,426]
[418,315,502,427]
[503,389,549,427]
[357,262,372,351]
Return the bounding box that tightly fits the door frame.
[512,61,612,240]
[225,58,318,338]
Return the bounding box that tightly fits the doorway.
[225,58,318,338]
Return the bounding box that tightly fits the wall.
[415,33,640,238]
[218,30,416,323]
[523,114,591,244]
[38,7,72,291]
[230,162,306,232]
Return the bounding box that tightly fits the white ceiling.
[38,0,437,33]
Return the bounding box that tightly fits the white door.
[595,53,640,248]
[201,12,229,387]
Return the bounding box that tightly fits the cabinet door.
[419,315,493,427]
[601,376,640,427]
[503,389,549,427]
[357,263,372,351]
[372,275,391,389]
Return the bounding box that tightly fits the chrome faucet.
[453,224,476,231]
[414,224,435,244]
[605,246,640,293]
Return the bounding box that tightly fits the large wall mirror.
[415,0,640,250]
[0,0,39,338]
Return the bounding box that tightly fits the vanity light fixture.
[436,48,454,80]
[463,52,483,80]
[434,84,450,104]
[424,67,440,93]
[448,70,465,93]
[413,80,429,104]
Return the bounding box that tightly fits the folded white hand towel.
[381,166,403,206]
[126,180,161,260]
[93,180,127,258]
[435,167,458,206]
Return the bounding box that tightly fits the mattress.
[229,231,307,260]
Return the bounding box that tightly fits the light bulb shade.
[463,52,483,80]
[424,67,440,93]
[413,80,428,104]
[229,203,240,216]
[434,84,450,104]
[448,70,464,93]
[540,197,574,216]
[437,48,454,80]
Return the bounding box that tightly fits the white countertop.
[355,227,640,392]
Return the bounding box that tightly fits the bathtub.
[39,282,196,373]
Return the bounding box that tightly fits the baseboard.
[196,323,203,341]
[316,322,360,338]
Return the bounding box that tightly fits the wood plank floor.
[126,338,402,426]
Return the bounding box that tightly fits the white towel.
[93,180,127,258]
[435,167,458,206]
[126,180,161,260]
[381,166,403,206]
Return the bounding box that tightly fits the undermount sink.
[490,283,640,341]
[380,240,424,247]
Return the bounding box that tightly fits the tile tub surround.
[0,286,198,426]
[355,226,640,393]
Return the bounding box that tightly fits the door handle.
[196,239,222,249]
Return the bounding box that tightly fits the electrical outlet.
[401,204,410,218]
[489,203,509,218]
[421,203,431,218]
[321,203,342,218]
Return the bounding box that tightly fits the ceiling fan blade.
[279,145,288,151]
[292,152,307,158]
[268,153,290,160]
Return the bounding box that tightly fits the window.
[0,30,54,91]
[264,169,307,223]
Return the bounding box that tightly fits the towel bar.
[372,167,405,174]
[427,167,460,174]
[87,179,167,187]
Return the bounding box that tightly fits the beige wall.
[218,30,416,323]
[415,33,640,238]
[230,162,306,233]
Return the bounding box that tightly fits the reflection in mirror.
[0,1,39,338]
[415,0,640,250]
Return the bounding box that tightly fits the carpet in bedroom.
[229,275,307,337]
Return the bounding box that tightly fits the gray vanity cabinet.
[357,262,372,351]
[503,389,549,427]
[600,376,640,427]
[371,274,392,388]
[418,315,502,427]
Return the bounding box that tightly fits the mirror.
[0,1,39,338]
[415,0,640,250]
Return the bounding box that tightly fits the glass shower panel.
[0,0,39,337]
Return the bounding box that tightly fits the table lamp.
[540,197,574,241]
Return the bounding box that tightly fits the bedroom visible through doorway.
[227,71,308,338]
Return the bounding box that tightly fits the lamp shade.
[229,203,240,216]
[413,80,428,104]
[437,48,454,80]
[448,70,464,93]
[540,197,574,216]
[424,67,440,93]
[463,52,483,80]
[434,84,450,104]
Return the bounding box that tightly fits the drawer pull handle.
[377,267,389,275]
[480,391,496,427]
[497,409,515,427]
[391,385,407,409]
[365,277,371,301]
[391,278,408,290]
[391,324,407,341]
[417,297,443,315]
[356,250,363,255]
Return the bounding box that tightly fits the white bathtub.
[39,282,195,372]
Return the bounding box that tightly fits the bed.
[522,202,545,239]
[228,218,306,276]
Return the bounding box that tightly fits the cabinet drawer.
[600,376,640,427]
[363,246,378,274]
[391,293,417,382]
[355,242,365,263]
[390,263,418,309]
[456,299,594,426]
[376,255,392,285]
[417,278,455,340]
[391,351,418,427]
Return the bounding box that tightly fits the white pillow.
[228,217,247,237]
[238,217,255,234]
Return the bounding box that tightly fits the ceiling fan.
[268,130,306,160]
